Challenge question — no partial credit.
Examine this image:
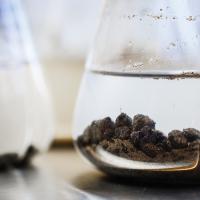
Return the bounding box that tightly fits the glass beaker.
[73,0,200,182]
[0,0,54,168]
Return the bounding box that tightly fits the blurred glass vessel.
[74,0,200,182]
[0,0,54,166]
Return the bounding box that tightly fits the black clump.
[183,128,200,142]
[130,131,141,148]
[130,127,152,148]
[130,127,165,146]
[133,114,155,131]
[104,129,114,140]
[115,113,132,127]
[90,121,103,144]
[81,117,115,145]
[82,122,102,145]
[99,117,115,132]
[99,117,115,140]
[152,130,167,143]
[0,146,37,171]
[115,126,131,140]
[140,126,157,145]
[157,139,172,152]
[168,130,188,149]
[0,154,18,171]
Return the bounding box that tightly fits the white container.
[0,0,54,162]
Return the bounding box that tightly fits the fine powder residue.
[77,113,200,163]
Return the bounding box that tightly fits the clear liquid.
[74,70,200,178]
[74,70,200,137]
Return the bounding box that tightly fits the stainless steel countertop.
[1,147,200,200]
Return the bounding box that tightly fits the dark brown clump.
[130,131,141,148]
[115,113,132,127]
[130,127,166,149]
[77,113,200,163]
[133,114,155,131]
[81,123,102,145]
[99,117,115,132]
[115,126,131,140]
[183,128,200,142]
[141,143,163,158]
[78,117,115,145]
[99,117,115,140]
[168,130,188,149]
[157,138,172,152]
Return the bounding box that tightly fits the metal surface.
[0,148,200,200]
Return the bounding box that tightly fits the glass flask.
[74,0,200,182]
[0,0,54,167]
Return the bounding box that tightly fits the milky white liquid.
[0,67,30,155]
[0,66,53,156]
[74,71,200,137]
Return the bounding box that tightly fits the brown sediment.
[77,113,200,164]
[162,72,200,80]
[152,72,200,80]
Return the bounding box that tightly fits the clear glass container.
[74,0,200,182]
[0,0,54,167]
